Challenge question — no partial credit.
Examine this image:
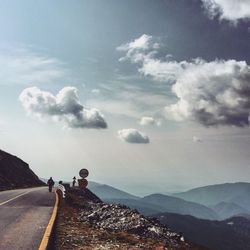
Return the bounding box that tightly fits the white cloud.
[201,0,250,22]
[193,136,202,143]
[165,59,250,127]
[139,116,162,126]
[119,35,250,127]
[117,34,156,52]
[118,128,150,144]
[19,86,107,129]
[0,45,66,85]
[117,34,191,83]
[117,34,160,64]
[139,116,155,126]
[91,89,100,95]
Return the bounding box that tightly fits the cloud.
[117,34,191,83]
[118,128,150,144]
[0,45,66,85]
[193,136,202,143]
[19,86,107,129]
[117,34,161,65]
[165,59,250,127]
[139,116,155,126]
[201,0,250,22]
[139,116,161,126]
[119,35,250,127]
[91,89,100,95]
[117,34,158,53]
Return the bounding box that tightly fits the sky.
[1,0,250,196]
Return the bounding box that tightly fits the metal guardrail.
[57,184,66,198]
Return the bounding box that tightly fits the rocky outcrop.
[55,188,198,249]
[0,149,44,190]
[79,202,186,247]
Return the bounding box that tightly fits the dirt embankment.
[54,188,201,250]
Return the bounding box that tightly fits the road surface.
[0,187,55,250]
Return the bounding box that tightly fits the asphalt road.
[0,187,55,250]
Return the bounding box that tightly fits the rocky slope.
[55,188,202,249]
[0,149,44,190]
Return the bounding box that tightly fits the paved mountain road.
[0,187,55,250]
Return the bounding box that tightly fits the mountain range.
[87,181,250,249]
[88,181,139,200]
[174,182,250,209]
[88,181,250,221]
[154,213,250,250]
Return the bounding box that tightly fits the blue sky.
[1,0,250,195]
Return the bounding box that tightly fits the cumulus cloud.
[19,86,107,129]
[117,34,161,69]
[165,60,250,127]
[118,128,150,144]
[118,35,250,127]
[201,0,250,22]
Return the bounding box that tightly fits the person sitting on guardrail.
[47,177,55,192]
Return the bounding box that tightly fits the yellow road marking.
[38,191,59,250]
[0,189,35,206]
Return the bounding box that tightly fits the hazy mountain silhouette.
[174,183,250,217]
[154,213,250,250]
[104,194,218,220]
[88,182,139,200]
[211,202,249,220]
[141,194,218,220]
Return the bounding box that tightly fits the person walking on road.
[47,177,55,192]
[72,176,76,187]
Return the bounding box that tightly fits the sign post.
[78,168,89,189]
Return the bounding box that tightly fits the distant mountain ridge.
[175,182,250,205]
[141,194,218,219]
[89,181,250,221]
[174,182,250,215]
[154,212,250,250]
[88,182,139,200]
[211,202,249,220]
[106,194,218,220]
[0,149,44,190]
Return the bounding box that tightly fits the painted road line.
[38,191,59,250]
[0,189,35,206]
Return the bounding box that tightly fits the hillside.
[175,182,250,208]
[106,194,218,220]
[0,149,44,190]
[54,188,200,249]
[211,202,249,220]
[154,213,250,250]
[88,182,139,200]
